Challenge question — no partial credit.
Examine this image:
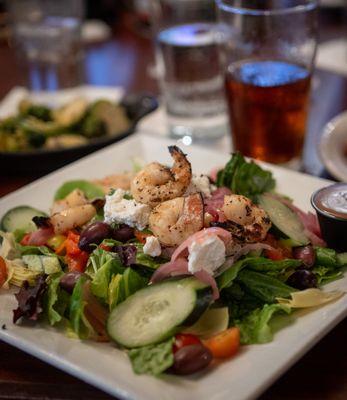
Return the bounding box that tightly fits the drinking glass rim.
[215,0,318,16]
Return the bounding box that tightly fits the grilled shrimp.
[222,194,271,242]
[50,205,96,234]
[131,146,192,207]
[149,193,204,246]
[50,189,88,215]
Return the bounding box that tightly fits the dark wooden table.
[1,14,347,400]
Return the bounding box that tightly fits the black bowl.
[1,93,158,175]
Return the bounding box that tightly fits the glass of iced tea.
[216,0,318,166]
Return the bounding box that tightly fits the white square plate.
[0,134,346,400]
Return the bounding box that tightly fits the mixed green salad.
[0,97,130,152]
[0,147,346,376]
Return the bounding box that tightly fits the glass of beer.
[216,0,318,166]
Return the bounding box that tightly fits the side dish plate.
[0,86,157,174]
[0,134,346,400]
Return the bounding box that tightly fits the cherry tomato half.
[173,333,201,353]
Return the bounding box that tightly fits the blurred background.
[0,0,345,95]
[0,0,347,181]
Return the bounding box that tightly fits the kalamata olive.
[112,224,134,243]
[78,222,111,252]
[59,271,83,293]
[287,269,318,290]
[293,245,316,268]
[171,344,212,375]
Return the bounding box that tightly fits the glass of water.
[7,0,84,91]
[151,0,228,140]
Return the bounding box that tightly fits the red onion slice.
[26,227,54,246]
[150,257,219,299]
[150,258,189,284]
[193,270,219,300]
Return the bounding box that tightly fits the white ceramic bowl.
[320,110,347,182]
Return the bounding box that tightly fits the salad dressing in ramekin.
[311,183,347,251]
[314,186,347,220]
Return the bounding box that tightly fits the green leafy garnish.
[246,257,302,272]
[337,253,347,266]
[44,273,70,326]
[69,275,95,339]
[312,248,346,285]
[216,152,275,201]
[217,258,251,290]
[54,180,104,200]
[315,247,338,268]
[108,268,148,309]
[88,248,124,302]
[128,338,174,375]
[236,303,291,344]
[312,265,343,285]
[87,247,124,277]
[236,270,295,303]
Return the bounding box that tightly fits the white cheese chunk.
[185,174,212,197]
[104,189,151,230]
[188,234,226,275]
[143,236,161,257]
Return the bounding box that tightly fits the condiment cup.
[311,183,347,252]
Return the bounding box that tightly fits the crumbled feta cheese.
[188,235,226,275]
[143,236,161,257]
[104,188,151,230]
[185,174,212,197]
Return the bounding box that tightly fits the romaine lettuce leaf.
[90,254,124,302]
[108,267,148,309]
[128,337,174,375]
[312,248,346,284]
[312,265,343,285]
[217,258,252,290]
[44,273,70,325]
[54,180,104,200]
[216,152,275,202]
[246,257,302,272]
[236,270,294,303]
[337,253,347,266]
[87,247,124,276]
[236,303,291,344]
[216,152,244,189]
[69,275,95,339]
[315,247,337,268]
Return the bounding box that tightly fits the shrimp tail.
[168,145,187,158]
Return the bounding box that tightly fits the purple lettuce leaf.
[13,276,47,323]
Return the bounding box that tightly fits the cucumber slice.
[258,195,309,245]
[1,206,47,233]
[107,277,212,348]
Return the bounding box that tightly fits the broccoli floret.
[81,114,107,138]
[27,131,46,148]
[0,116,20,133]
[19,99,52,121]
[25,105,52,122]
